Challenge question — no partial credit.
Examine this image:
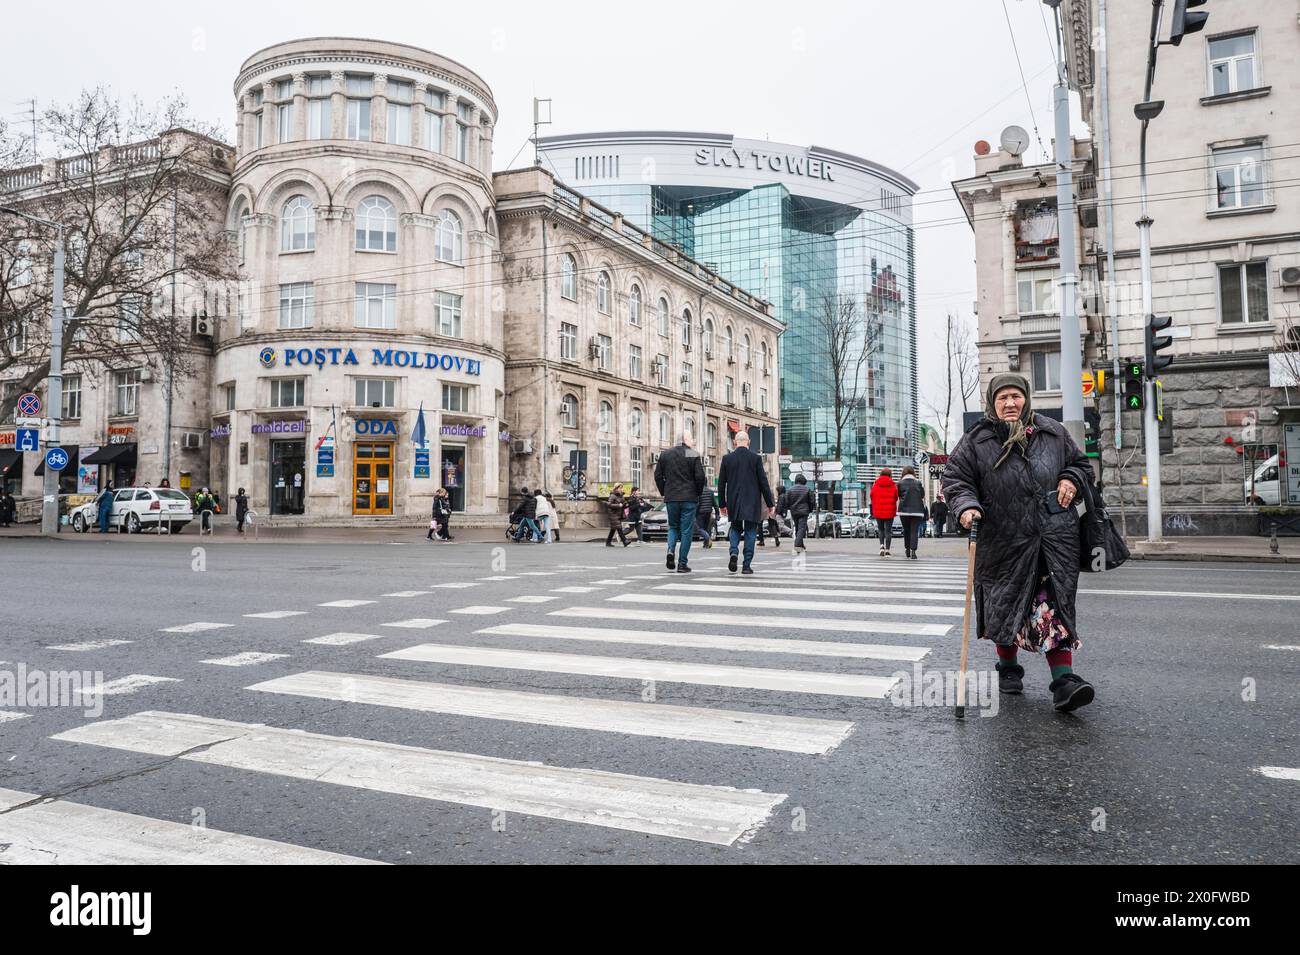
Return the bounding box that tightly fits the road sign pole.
[42,225,65,537]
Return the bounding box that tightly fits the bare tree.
[0,89,235,422]
[921,313,979,450]
[815,292,881,466]
[1272,305,1300,403]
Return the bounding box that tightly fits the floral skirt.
[1012,575,1081,654]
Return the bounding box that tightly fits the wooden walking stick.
[955,517,981,720]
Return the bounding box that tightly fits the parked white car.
[1244,454,1280,506]
[70,487,193,533]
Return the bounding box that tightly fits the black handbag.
[1076,473,1130,572]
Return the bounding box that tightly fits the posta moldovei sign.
[259,345,483,376]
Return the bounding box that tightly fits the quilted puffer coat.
[941,414,1093,647]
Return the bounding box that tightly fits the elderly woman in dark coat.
[605,484,630,548]
[942,373,1096,712]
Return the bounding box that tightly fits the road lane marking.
[52,712,786,847]
[46,640,133,651]
[1078,589,1300,601]
[243,611,308,619]
[0,712,30,723]
[479,622,930,661]
[382,591,434,598]
[248,670,855,755]
[202,652,291,667]
[159,622,234,634]
[431,582,480,589]
[551,586,599,594]
[653,582,965,602]
[552,606,951,636]
[381,643,901,699]
[75,675,181,699]
[1263,645,1300,651]
[507,595,560,604]
[302,632,382,646]
[0,787,384,864]
[609,593,961,617]
[449,606,511,615]
[1257,767,1300,781]
[381,619,447,629]
[317,600,376,608]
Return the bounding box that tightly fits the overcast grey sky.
[2,0,1086,439]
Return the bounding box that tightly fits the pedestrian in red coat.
[870,469,899,556]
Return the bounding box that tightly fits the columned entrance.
[353,442,394,515]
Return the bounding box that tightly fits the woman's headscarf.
[984,372,1033,469]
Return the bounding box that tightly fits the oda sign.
[356,419,398,436]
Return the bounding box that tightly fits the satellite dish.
[1000,125,1030,156]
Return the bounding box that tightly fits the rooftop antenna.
[532,98,552,166]
[16,98,37,162]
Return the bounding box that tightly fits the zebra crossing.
[6,551,975,858]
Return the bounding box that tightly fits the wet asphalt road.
[0,532,1296,864]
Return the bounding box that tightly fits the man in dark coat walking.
[654,432,707,572]
[930,495,949,538]
[942,372,1096,712]
[696,482,719,548]
[717,431,775,574]
[783,474,813,550]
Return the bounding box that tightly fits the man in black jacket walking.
[784,473,814,550]
[654,433,706,572]
[717,431,775,574]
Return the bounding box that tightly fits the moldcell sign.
[260,345,483,376]
[694,147,834,181]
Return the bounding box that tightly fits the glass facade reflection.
[541,135,918,485]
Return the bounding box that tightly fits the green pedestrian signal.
[1123,362,1144,412]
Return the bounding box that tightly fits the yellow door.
[353,443,394,515]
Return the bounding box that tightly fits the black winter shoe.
[666,552,675,570]
[728,554,738,573]
[741,566,754,575]
[1050,673,1095,712]
[676,563,692,573]
[996,661,1025,694]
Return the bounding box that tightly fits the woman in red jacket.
[870,469,899,557]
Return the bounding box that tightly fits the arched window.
[706,421,717,450]
[657,297,669,336]
[760,340,770,371]
[658,412,671,444]
[355,196,397,252]
[596,272,611,314]
[629,407,643,440]
[280,195,315,252]
[703,318,714,355]
[434,209,463,263]
[560,393,579,428]
[724,325,734,360]
[560,254,577,300]
[598,399,614,433]
[681,308,692,349]
[684,415,696,441]
[628,284,641,326]
[742,332,752,367]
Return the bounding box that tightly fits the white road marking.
[243,611,308,619]
[1263,645,1300,651]
[46,639,133,652]
[202,652,290,667]
[381,643,901,699]
[0,788,384,864]
[382,590,433,598]
[654,582,966,602]
[593,579,637,584]
[431,582,480,589]
[1257,767,1300,781]
[507,595,560,604]
[551,586,599,594]
[1078,589,1300,601]
[552,606,951,637]
[248,671,855,755]
[608,593,961,617]
[302,632,383,646]
[479,576,520,581]
[159,622,234,634]
[75,674,181,699]
[450,606,512,616]
[0,712,30,723]
[479,622,930,662]
[381,619,447,629]
[317,600,377,608]
[53,712,785,847]
[515,572,559,576]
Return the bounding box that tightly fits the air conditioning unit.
[512,438,534,455]
[211,145,229,163]
[727,355,736,365]
[1282,266,1300,287]
[650,452,661,465]
[139,367,154,382]
[181,432,202,450]
[192,314,213,337]
[704,349,713,360]
[680,373,691,385]
[762,367,771,377]
[682,343,692,352]
[547,443,560,455]
[588,338,600,359]
[745,360,753,369]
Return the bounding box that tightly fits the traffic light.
[1169,0,1209,47]
[1145,314,1174,375]
[1084,408,1101,459]
[1123,361,1144,411]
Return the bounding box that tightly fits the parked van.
[1244,454,1280,506]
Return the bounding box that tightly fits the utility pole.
[1045,0,1084,449]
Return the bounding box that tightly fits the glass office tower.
[537,133,918,499]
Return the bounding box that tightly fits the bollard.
[1270,522,1279,556]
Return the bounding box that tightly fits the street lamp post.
[1,206,65,536]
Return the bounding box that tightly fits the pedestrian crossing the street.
[12,547,982,859]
